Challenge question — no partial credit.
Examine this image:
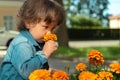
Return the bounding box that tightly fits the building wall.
[0,1,23,30]
[109,14,120,29]
[109,19,120,29]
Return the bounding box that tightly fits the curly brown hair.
[16,0,65,31]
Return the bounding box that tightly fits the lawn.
[53,46,120,60]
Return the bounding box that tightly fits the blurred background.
[0,0,120,66]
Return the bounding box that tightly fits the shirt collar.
[20,30,40,47]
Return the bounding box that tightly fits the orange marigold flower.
[95,77,103,80]
[29,69,52,80]
[44,33,57,42]
[109,63,120,74]
[78,71,98,80]
[88,50,104,66]
[52,70,69,80]
[75,63,87,71]
[98,71,113,80]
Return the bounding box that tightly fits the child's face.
[27,20,57,43]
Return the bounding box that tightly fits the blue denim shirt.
[0,30,48,80]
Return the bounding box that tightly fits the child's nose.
[47,31,52,34]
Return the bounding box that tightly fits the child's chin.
[40,40,45,43]
[37,40,43,43]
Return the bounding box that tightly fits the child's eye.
[43,26,48,29]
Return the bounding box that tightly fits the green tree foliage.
[63,0,109,28]
[69,15,102,29]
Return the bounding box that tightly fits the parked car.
[0,29,19,47]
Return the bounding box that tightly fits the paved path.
[69,40,120,48]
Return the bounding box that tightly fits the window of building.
[3,16,14,30]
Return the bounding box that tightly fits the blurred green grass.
[53,46,120,60]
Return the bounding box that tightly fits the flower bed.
[29,39,120,80]
[69,50,120,80]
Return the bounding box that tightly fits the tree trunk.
[54,0,69,47]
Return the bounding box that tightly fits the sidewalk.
[69,40,120,48]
